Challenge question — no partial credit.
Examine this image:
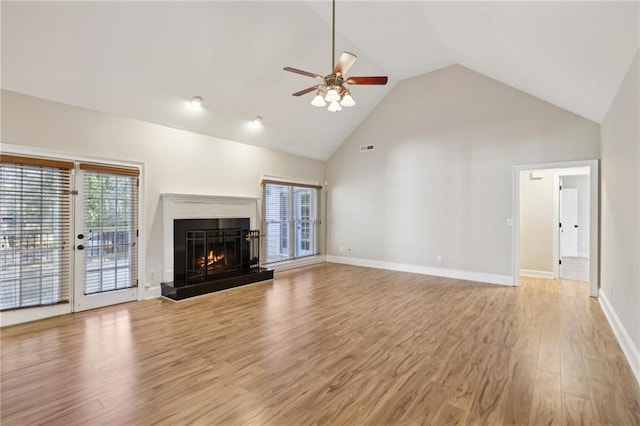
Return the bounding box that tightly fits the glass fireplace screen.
[185,228,242,283]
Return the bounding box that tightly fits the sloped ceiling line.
[2,1,638,160]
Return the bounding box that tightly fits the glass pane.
[83,172,136,294]
[265,222,290,263]
[0,162,70,309]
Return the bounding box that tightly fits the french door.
[293,188,314,257]
[262,180,320,263]
[73,165,139,312]
[1,154,140,325]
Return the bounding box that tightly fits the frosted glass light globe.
[340,93,355,107]
[328,101,342,112]
[324,88,340,102]
[311,94,326,107]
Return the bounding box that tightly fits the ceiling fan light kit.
[283,0,388,113]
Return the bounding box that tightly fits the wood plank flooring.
[1,263,639,425]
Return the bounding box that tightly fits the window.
[262,180,320,264]
[0,155,73,310]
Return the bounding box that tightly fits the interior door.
[73,166,139,312]
[560,187,578,257]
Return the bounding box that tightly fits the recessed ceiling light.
[189,96,203,108]
[250,116,263,127]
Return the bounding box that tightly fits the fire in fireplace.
[185,228,242,283]
[201,249,225,272]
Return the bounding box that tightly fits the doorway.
[73,164,140,312]
[559,175,590,282]
[512,160,599,297]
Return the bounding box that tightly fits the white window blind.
[0,155,73,310]
[262,180,320,264]
[80,164,139,294]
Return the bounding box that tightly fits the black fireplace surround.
[161,217,273,300]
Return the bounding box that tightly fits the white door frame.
[512,159,599,297]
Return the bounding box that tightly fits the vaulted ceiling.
[2,1,638,160]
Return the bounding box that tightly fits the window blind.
[0,155,73,310]
[261,180,320,264]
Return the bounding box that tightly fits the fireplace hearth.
[161,217,273,300]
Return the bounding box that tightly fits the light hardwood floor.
[1,263,639,425]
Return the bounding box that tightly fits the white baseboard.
[143,285,162,299]
[520,269,555,278]
[266,255,326,272]
[599,291,640,386]
[1,303,71,327]
[326,255,513,286]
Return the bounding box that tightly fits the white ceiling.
[2,1,638,161]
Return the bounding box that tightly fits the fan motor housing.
[324,74,344,87]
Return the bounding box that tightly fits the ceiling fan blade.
[346,76,388,85]
[283,67,324,80]
[292,85,321,96]
[333,52,357,76]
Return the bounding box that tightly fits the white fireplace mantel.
[161,193,259,283]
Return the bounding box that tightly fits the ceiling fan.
[283,0,388,112]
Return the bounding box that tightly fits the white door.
[560,188,578,257]
[73,167,138,312]
[293,187,313,257]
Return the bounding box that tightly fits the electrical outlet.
[150,271,155,281]
[339,246,344,252]
[437,255,443,264]
[347,248,352,254]
[506,218,513,226]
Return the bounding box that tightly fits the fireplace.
[161,217,272,300]
[174,218,249,286]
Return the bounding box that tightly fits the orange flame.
[207,250,224,265]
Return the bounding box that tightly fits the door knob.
[77,244,85,250]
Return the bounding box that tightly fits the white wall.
[326,65,600,282]
[600,49,640,380]
[561,174,590,257]
[1,90,326,297]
